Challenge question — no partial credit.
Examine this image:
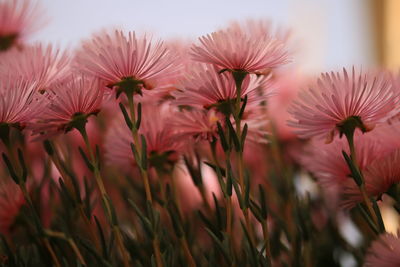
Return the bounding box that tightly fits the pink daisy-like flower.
[288,68,398,142]
[0,76,45,129]
[364,233,400,267]
[105,104,182,172]
[30,76,104,139]
[191,21,289,74]
[300,132,381,209]
[75,30,180,95]
[171,108,222,142]
[0,44,70,92]
[0,0,45,51]
[173,64,274,115]
[341,148,400,209]
[0,180,25,234]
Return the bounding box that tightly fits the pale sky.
[32,0,377,74]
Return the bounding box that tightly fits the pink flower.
[0,0,46,51]
[30,76,104,139]
[0,43,70,92]
[0,180,25,234]
[341,148,400,209]
[0,76,46,129]
[364,233,400,267]
[170,109,222,142]
[75,30,180,94]
[173,64,273,114]
[191,21,289,74]
[288,68,398,142]
[105,104,182,172]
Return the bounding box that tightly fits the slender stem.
[180,237,196,267]
[345,132,379,228]
[152,239,163,267]
[261,221,271,259]
[78,127,130,267]
[48,141,101,252]
[127,94,153,203]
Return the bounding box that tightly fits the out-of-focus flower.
[364,233,400,267]
[0,76,45,131]
[173,64,273,115]
[0,180,25,234]
[105,104,182,173]
[171,109,222,142]
[0,0,46,51]
[191,20,289,74]
[301,132,381,209]
[0,44,70,92]
[288,68,397,143]
[75,30,180,95]
[342,148,400,209]
[30,76,104,139]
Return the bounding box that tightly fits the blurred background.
[32,0,399,74]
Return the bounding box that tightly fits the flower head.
[0,43,70,92]
[30,76,104,139]
[191,20,289,74]
[364,233,400,267]
[105,104,182,173]
[0,0,45,51]
[342,148,400,209]
[0,76,45,130]
[173,64,273,115]
[75,30,180,96]
[288,68,398,142]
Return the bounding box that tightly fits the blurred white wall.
[32,0,377,74]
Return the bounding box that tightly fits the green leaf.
[217,122,229,152]
[205,228,232,264]
[141,135,148,170]
[119,102,133,129]
[239,94,248,119]
[136,102,142,129]
[225,117,240,152]
[78,147,93,172]
[2,153,19,184]
[241,123,248,152]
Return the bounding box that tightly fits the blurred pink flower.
[173,64,273,114]
[191,21,289,74]
[0,180,25,234]
[364,233,400,267]
[30,76,105,139]
[105,104,182,172]
[342,148,400,209]
[0,76,46,129]
[75,30,180,92]
[288,68,398,142]
[171,109,222,142]
[0,0,46,51]
[0,43,70,92]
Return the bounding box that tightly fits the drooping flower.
[0,76,45,131]
[75,30,180,96]
[288,68,398,142]
[30,76,105,139]
[105,104,183,173]
[191,21,289,74]
[341,148,400,209]
[173,64,274,115]
[0,43,70,92]
[0,180,25,234]
[364,233,400,267]
[0,0,46,51]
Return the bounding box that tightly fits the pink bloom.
[75,30,180,92]
[0,76,46,129]
[170,108,222,142]
[0,180,25,234]
[288,68,398,142]
[0,0,46,51]
[30,76,104,139]
[105,104,182,172]
[364,233,400,267]
[342,148,400,209]
[173,64,273,114]
[301,132,381,209]
[191,21,289,73]
[0,43,70,92]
